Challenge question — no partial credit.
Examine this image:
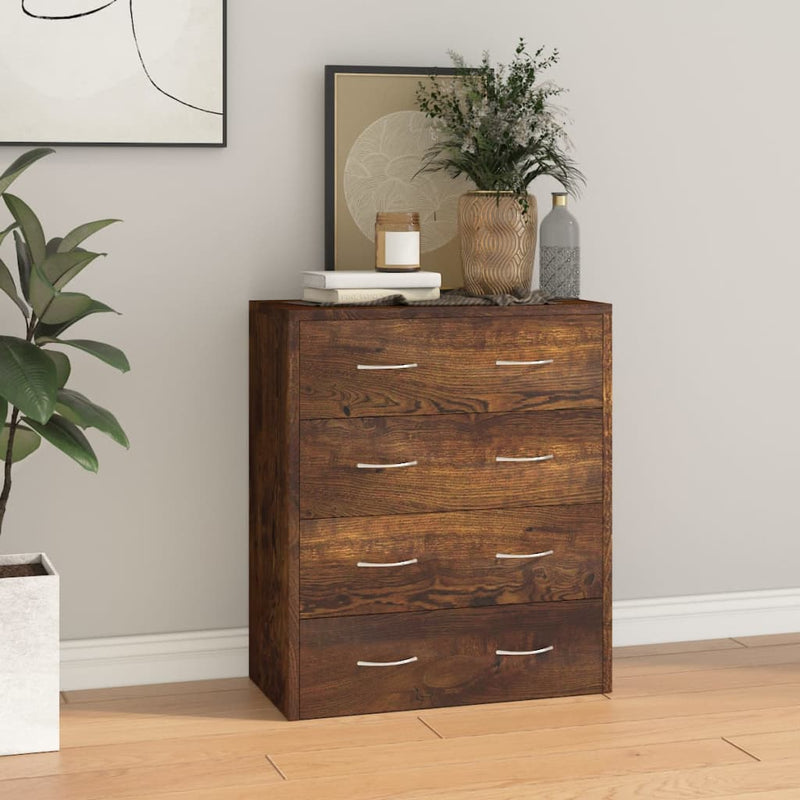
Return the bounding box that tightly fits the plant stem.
[0,313,38,540]
[0,407,20,538]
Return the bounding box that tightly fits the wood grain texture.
[602,309,613,692]
[299,315,602,419]
[300,504,603,617]
[250,300,611,719]
[11,637,800,800]
[300,409,603,518]
[249,305,300,719]
[299,600,603,718]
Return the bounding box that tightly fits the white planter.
[0,553,59,756]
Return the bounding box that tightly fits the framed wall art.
[0,0,226,146]
[325,65,473,287]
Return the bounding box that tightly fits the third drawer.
[300,504,603,618]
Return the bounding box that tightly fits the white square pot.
[0,553,59,756]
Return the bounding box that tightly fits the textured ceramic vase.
[458,191,537,296]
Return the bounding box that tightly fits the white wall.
[1,0,799,640]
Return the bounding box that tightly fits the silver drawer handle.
[495,359,554,366]
[357,656,418,667]
[357,460,418,469]
[495,454,554,463]
[357,558,419,568]
[357,363,418,370]
[496,645,554,657]
[496,550,554,560]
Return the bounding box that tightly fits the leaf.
[0,397,6,426]
[41,249,104,290]
[4,194,46,267]
[34,299,118,339]
[45,237,63,256]
[0,336,57,424]
[0,424,41,463]
[39,292,117,325]
[58,219,120,253]
[0,221,19,249]
[28,262,55,320]
[24,413,98,472]
[55,389,129,448]
[0,256,28,318]
[14,231,31,301]
[0,148,54,195]
[37,337,129,373]
[42,350,70,389]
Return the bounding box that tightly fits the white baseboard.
[59,588,800,690]
[61,628,248,691]
[613,587,800,647]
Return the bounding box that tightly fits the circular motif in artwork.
[343,110,472,252]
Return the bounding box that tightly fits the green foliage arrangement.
[0,148,129,538]
[416,39,585,211]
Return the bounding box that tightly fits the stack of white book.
[302,270,441,303]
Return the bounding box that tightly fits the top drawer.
[299,316,602,419]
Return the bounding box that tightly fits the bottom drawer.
[299,600,602,718]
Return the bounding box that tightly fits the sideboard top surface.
[250,298,611,321]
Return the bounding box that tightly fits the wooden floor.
[3,634,800,799]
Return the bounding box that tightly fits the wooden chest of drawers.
[249,300,612,720]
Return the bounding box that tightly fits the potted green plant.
[0,147,130,756]
[416,39,585,296]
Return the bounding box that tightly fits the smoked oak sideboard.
[249,299,612,720]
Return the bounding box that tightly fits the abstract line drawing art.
[0,0,226,146]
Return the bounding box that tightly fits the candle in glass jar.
[375,211,420,272]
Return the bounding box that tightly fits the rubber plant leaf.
[24,413,98,472]
[39,292,118,326]
[41,250,103,290]
[4,194,46,267]
[42,350,70,389]
[0,255,28,318]
[34,299,117,339]
[58,219,120,253]
[0,221,19,249]
[55,388,129,448]
[0,397,6,426]
[0,148,53,195]
[0,335,57,424]
[0,423,41,463]
[28,262,56,321]
[37,337,130,373]
[14,231,31,301]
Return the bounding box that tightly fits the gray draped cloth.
[305,287,550,307]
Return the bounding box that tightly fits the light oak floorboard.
[62,678,254,704]
[271,705,800,780]
[0,755,280,800]
[614,642,800,678]
[4,639,800,799]
[732,632,800,648]
[613,661,800,698]
[725,729,800,761]
[132,761,800,800]
[613,638,744,658]
[143,738,749,800]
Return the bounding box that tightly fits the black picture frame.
[325,65,468,285]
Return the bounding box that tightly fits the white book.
[303,286,440,304]
[303,270,441,289]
